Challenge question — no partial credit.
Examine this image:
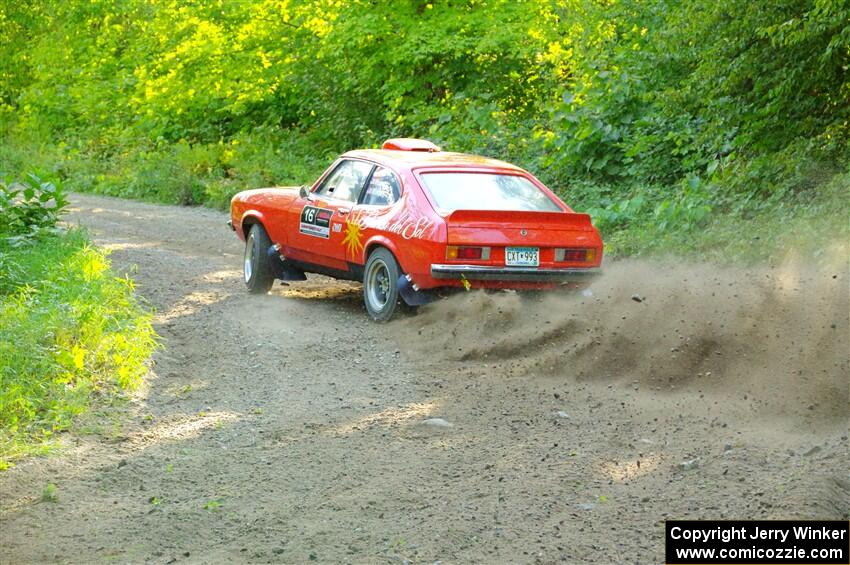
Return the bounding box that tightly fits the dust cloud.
[396,245,849,429]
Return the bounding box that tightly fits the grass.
[203,499,222,511]
[594,192,849,264]
[41,483,58,503]
[562,165,850,263]
[0,228,157,469]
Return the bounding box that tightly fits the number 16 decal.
[299,205,333,239]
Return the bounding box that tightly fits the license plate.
[505,247,539,267]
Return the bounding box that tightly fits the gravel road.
[0,193,847,564]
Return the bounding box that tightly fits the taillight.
[555,248,596,262]
[446,246,490,260]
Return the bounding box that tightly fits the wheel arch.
[240,211,266,238]
[363,236,405,272]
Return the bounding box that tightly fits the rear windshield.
[419,172,562,212]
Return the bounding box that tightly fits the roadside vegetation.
[0,0,847,261]
[0,175,156,468]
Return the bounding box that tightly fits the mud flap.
[267,245,307,281]
[398,274,433,306]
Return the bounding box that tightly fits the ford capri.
[229,138,603,321]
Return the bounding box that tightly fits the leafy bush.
[0,174,68,239]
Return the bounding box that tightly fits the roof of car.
[342,149,525,172]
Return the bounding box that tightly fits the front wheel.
[244,223,275,294]
[363,248,401,322]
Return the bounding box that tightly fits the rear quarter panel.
[349,168,447,281]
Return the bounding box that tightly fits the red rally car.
[229,138,603,321]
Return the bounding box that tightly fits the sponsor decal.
[338,208,437,256]
[332,223,342,233]
[342,217,364,256]
[300,205,333,238]
[386,216,433,240]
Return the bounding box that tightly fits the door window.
[316,160,374,202]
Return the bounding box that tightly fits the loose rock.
[420,418,453,428]
[678,458,700,471]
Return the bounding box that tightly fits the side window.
[361,167,401,207]
[316,160,374,202]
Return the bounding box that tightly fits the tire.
[244,223,275,294]
[363,247,401,322]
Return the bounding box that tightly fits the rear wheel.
[244,223,275,294]
[363,248,401,322]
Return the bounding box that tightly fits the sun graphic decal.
[342,216,364,256]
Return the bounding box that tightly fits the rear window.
[419,172,562,212]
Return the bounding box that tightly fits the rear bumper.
[430,264,601,282]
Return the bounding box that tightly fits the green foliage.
[0,0,847,257]
[203,499,222,511]
[0,174,68,240]
[41,483,58,503]
[0,228,157,468]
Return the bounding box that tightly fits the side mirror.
[299,185,310,199]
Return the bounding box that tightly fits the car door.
[290,159,375,271]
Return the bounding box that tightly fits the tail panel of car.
[444,210,602,269]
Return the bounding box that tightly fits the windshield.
[419,172,562,212]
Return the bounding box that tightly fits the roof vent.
[381,138,441,152]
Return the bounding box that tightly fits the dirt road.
[1,193,847,564]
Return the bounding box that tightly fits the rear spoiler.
[445,210,595,231]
